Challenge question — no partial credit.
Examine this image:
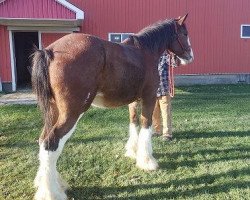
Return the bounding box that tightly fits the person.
[152,51,173,141]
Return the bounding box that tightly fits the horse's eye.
[184,33,188,36]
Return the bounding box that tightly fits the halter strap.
[174,22,187,54]
[167,53,175,98]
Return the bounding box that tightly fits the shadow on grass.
[69,135,118,144]
[67,167,250,199]
[176,130,250,139]
[156,147,250,170]
[0,140,37,149]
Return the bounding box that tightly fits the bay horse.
[32,14,194,200]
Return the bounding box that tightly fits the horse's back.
[47,33,105,63]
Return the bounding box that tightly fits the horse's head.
[168,14,194,65]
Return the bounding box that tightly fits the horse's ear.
[177,13,188,25]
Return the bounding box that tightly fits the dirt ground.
[0,89,36,105]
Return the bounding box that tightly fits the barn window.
[241,25,250,38]
[109,33,133,43]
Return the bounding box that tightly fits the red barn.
[0,0,250,92]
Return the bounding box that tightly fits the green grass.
[1,84,250,200]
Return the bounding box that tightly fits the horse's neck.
[122,36,163,60]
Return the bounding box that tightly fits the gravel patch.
[0,90,36,105]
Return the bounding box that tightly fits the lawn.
[0,84,250,200]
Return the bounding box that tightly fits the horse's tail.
[31,47,54,133]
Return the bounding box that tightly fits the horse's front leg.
[136,98,159,171]
[125,101,139,159]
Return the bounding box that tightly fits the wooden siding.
[0,0,250,83]
[70,0,250,75]
[0,25,11,82]
[0,0,75,19]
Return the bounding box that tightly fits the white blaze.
[178,37,194,65]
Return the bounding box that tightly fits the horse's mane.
[131,19,176,52]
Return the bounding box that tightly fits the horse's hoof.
[125,150,137,160]
[136,157,159,171]
[57,173,69,191]
[34,188,67,200]
[34,171,68,200]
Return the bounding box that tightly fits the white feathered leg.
[136,127,159,171]
[34,114,83,200]
[125,123,139,159]
[34,143,67,200]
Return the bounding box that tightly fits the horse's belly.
[91,92,108,108]
[91,92,136,108]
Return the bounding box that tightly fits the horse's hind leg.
[125,101,139,159]
[34,104,85,200]
[38,102,59,144]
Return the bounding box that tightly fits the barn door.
[12,31,39,89]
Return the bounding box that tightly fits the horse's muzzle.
[177,48,194,65]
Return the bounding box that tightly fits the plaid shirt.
[156,52,170,97]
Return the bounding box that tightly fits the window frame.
[241,24,250,39]
[108,33,134,43]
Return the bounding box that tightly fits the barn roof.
[0,0,84,27]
